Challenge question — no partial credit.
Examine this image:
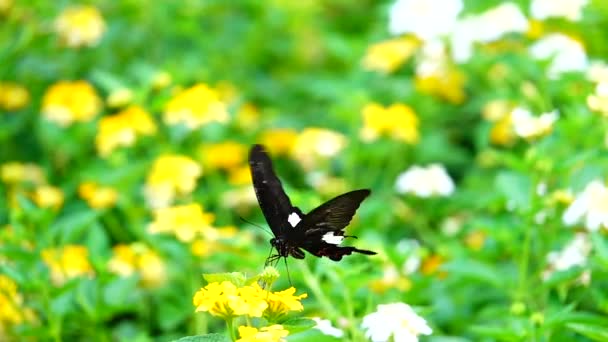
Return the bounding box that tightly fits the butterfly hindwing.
[296,189,376,260]
[249,144,302,237]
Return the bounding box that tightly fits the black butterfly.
[248,144,376,264]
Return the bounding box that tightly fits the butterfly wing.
[297,189,376,261]
[249,144,303,237]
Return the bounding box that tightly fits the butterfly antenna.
[239,216,273,237]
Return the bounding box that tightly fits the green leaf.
[171,333,230,342]
[495,171,532,210]
[590,232,608,268]
[281,317,316,334]
[567,323,608,341]
[46,210,99,244]
[441,259,504,288]
[542,266,584,288]
[203,272,246,287]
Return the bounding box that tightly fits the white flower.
[531,0,588,21]
[586,60,608,83]
[510,107,559,139]
[543,233,592,281]
[389,0,463,41]
[311,317,344,338]
[530,33,588,78]
[563,180,608,231]
[395,164,454,197]
[450,3,528,62]
[361,303,432,342]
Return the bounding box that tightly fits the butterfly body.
[248,144,376,262]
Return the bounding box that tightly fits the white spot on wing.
[288,212,301,227]
[322,232,344,245]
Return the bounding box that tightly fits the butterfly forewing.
[249,144,300,237]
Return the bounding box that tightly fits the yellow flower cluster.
[163,84,228,129]
[200,141,251,185]
[291,128,347,170]
[361,102,420,143]
[41,245,94,285]
[0,82,29,111]
[1,162,45,185]
[78,181,119,209]
[0,275,35,332]
[415,68,467,104]
[144,154,202,208]
[362,37,419,74]
[237,325,289,342]
[107,243,166,288]
[32,185,64,210]
[0,162,64,210]
[41,80,102,126]
[148,203,216,243]
[193,281,307,320]
[54,5,106,48]
[96,106,157,156]
[260,129,298,156]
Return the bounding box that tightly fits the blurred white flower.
[389,0,463,40]
[586,60,608,83]
[587,81,608,116]
[361,303,432,342]
[291,128,346,170]
[543,233,592,281]
[416,40,448,77]
[531,0,588,21]
[511,107,559,139]
[530,34,588,78]
[395,164,454,197]
[563,180,608,231]
[450,3,528,62]
[311,317,344,338]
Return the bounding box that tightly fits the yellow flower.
[41,80,101,126]
[215,80,239,104]
[0,82,29,111]
[78,181,118,209]
[415,68,466,104]
[106,88,133,108]
[236,325,289,342]
[291,128,347,170]
[0,0,13,14]
[193,281,268,319]
[360,102,419,143]
[464,230,486,251]
[228,165,252,186]
[148,203,216,243]
[489,115,516,146]
[263,285,307,320]
[362,37,419,74]
[32,185,64,210]
[482,99,513,122]
[41,245,94,285]
[236,103,260,130]
[144,154,202,208]
[200,141,248,171]
[96,105,157,156]
[164,83,228,129]
[0,274,35,328]
[108,243,167,287]
[54,5,106,48]
[1,162,45,185]
[191,226,239,257]
[260,129,298,156]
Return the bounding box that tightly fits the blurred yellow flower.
[237,325,289,342]
[32,185,64,210]
[0,275,36,334]
[54,5,106,48]
[0,82,29,111]
[193,281,268,319]
[1,162,45,185]
[0,0,12,14]
[421,254,446,278]
[96,105,157,156]
[191,226,238,257]
[41,245,94,285]
[362,37,419,74]
[200,141,248,171]
[260,129,298,156]
[482,99,513,122]
[415,68,466,104]
[369,265,413,293]
[164,84,228,129]
[148,203,216,243]
[41,81,101,126]
[78,181,118,209]
[464,230,486,251]
[106,88,133,108]
[144,154,202,208]
[221,186,258,214]
[228,165,252,186]
[236,103,260,130]
[108,243,167,288]
[490,115,516,146]
[262,285,307,320]
[360,102,419,143]
[215,80,239,104]
[291,128,347,170]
